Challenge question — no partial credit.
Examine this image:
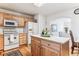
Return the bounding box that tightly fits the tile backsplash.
[0,28,24,34]
[16,28,23,33]
[0,28,3,34]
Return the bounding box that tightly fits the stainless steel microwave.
[4,19,18,27]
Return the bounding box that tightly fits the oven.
[3,28,19,50]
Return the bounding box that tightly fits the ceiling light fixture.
[33,3,45,7]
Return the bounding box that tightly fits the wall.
[47,17,71,36]
[47,17,71,31]
[47,7,79,40]
[34,14,46,34]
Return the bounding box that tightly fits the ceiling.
[0,3,79,16]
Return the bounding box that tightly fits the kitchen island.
[31,35,69,56]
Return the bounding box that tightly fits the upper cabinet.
[3,13,13,19]
[12,15,25,27]
[29,18,33,22]
[4,13,25,27]
[0,12,34,27]
[18,16,25,27]
[0,13,3,27]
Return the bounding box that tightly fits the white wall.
[47,17,71,32]
[35,14,46,34]
[47,17,71,37]
[47,7,79,40]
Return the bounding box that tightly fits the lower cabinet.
[0,34,3,56]
[31,37,41,56]
[0,34,3,50]
[31,43,41,56]
[0,50,3,56]
[31,36,59,56]
[31,36,69,56]
[41,46,59,56]
[19,33,27,45]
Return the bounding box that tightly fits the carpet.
[4,50,22,56]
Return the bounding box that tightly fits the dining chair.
[69,30,79,54]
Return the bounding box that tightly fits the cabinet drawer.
[20,38,26,41]
[20,37,26,38]
[41,40,60,51]
[20,38,26,40]
[41,45,60,56]
[20,39,26,44]
[20,37,25,39]
[20,34,26,35]
[32,37,40,44]
[21,40,26,44]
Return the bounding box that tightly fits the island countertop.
[31,35,70,44]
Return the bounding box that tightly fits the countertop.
[31,35,70,44]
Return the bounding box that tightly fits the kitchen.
[0,10,35,55]
[0,3,79,56]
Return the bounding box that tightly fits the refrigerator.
[24,22,38,44]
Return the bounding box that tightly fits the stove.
[3,27,19,50]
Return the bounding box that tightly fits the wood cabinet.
[3,13,13,19]
[13,15,25,27]
[41,46,59,56]
[0,34,3,50]
[31,37,41,56]
[41,40,60,56]
[28,18,33,22]
[19,33,27,45]
[18,16,25,27]
[31,36,69,56]
[0,12,34,27]
[0,13,3,26]
[4,13,25,27]
[0,50,3,56]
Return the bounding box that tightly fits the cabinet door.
[13,16,25,27]
[0,13,3,26]
[0,35,3,50]
[31,43,41,56]
[0,50,3,56]
[28,18,33,22]
[19,33,26,45]
[18,16,25,27]
[31,39,41,56]
[4,13,13,19]
[41,46,59,56]
[19,37,26,45]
